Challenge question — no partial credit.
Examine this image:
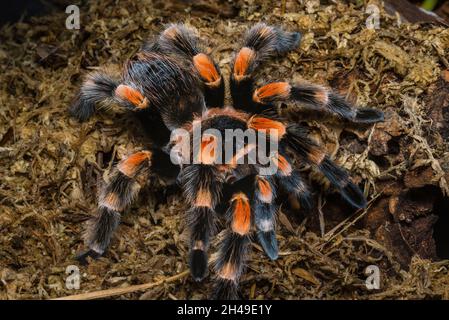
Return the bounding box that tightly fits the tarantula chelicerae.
[70,23,384,299]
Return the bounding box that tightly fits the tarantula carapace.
[70,23,384,299]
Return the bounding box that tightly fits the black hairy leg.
[212,175,254,300]
[252,82,384,124]
[253,152,312,260]
[180,164,224,281]
[76,151,152,265]
[211,172,282,298]
[253,175,279,260]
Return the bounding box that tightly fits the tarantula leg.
[180,165,223,281]
[75,248,102,266]
[212,190,252,300]
[254,202,278,260]
[76,151,152,264]
[252,82,384,124]
[253,176,279,260]
[187,207,215,281]
[69,71,152,122]
[284,125,367,209]
[219,174,280,261]
[272,153,312,209]
[157,24,225,108]
[69,71,120,121]
[230,23,301,112]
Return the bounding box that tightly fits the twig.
[52,270,190,300]
[317,194,326,237]
[317,194,381,251]
[432,43,449,69]
[281,0,286,15]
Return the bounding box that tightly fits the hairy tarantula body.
[70,23,384,299]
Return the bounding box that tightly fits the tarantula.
[70,23,383,299]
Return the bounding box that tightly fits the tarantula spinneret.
[70,23,384,299]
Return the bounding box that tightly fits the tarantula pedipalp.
[69,23,384,299]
